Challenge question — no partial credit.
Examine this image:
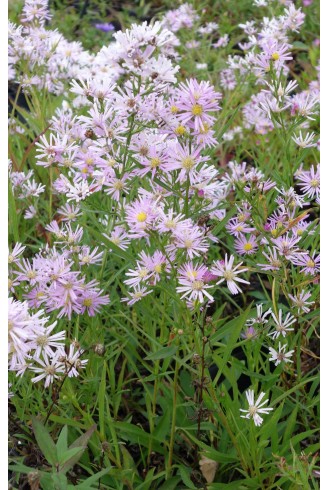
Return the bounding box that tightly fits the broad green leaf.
[32,417,58,466]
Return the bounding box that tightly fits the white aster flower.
[240,389,273,426]
[268,342,294,366]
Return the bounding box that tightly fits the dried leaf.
[199,454,218,484]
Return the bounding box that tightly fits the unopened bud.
[94,344,106,356]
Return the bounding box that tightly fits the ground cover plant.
[8,0,320,488]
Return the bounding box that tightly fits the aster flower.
[176,262,214,303]
[170,226,209,259]
[268,310,296,339]
[288,290,314,314]
[234,235,258,255]
[58,343,88,377]
[268,343,294,366]
[296,165,320,200]
[240,389,273,426]
[291,251,320,276]
[292,131,317,148]
[31,322,65,358]
[211,254,250,295]
[122,285,153,305]
[246,304,272,326]
[78,246,104,266]
[30,351,65,388]
[8,243,26,264]
[176,78,221,131]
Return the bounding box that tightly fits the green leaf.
[153,410,171,442]
[60,424,96,474]
[32,417,58,466]
[56,425,68,455]
[159,476,181,490]
[58,447,85,466]
[177,465,197,489]
[114,422,164,454]
[75,468,110,489]
[145,345,177,361]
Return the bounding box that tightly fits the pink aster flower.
[176,78,221,131]
[211,254,250,295]
[234,235,258,255]
[226,218,255,237]
[165,142,209,184]
[291,251,320,275]
[176,262,214,303]
[296,165,320,200]
[8,243,26,265]
[169,226,209,259]
[122,285,153,305]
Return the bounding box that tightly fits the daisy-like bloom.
[79,286,110,316]
[234,234,258,255]
[156,209,188,235]
[176,262,214,303]
[240,389,273,426]
[121,285,153,306]
[124,263,152,287]
[8,243,26,264]
[58,343,88,378]
[291,251,320,276]
[78,246,104,266]
[31,322,65,359]
[272,235,303,261]
[176,78,221,131]
[104,226,131,250]
[30,351,65,387]
[211,254,250,295]
[268,310,296,339]
[165,142,208,184]
[57,203,82,221]
[288,290,314,314]
[292,131,317,148]
[125,197,158,238]
[170,226,209,259]
[296,165,320,200]
[246,304,272,326]
[268,342,294,366]
[226,218,255,237]
[21,0,52,24]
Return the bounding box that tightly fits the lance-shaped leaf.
[32,417,58,466]
[59,424,97,474]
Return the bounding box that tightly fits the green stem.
[167,355,179,478]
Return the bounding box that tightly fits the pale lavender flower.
[288,290,314,314]
[211,254,249,295]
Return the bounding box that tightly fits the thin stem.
[167,355,179,478]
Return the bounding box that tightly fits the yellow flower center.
[223,271,234,281]
[243,243,253,252]
[192,280,204,291]
[154,264,162,274]
[136,212,147,222]
[175,125,186,135]
[191,104,203,116]
[182,157,195,171]
[271,52,280,61]
[310,179,319,188]
[150,158,161,168]
[306,259,315,268]
[83,298,93,307]
[170,105,179,114]
[114,180,124,190]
